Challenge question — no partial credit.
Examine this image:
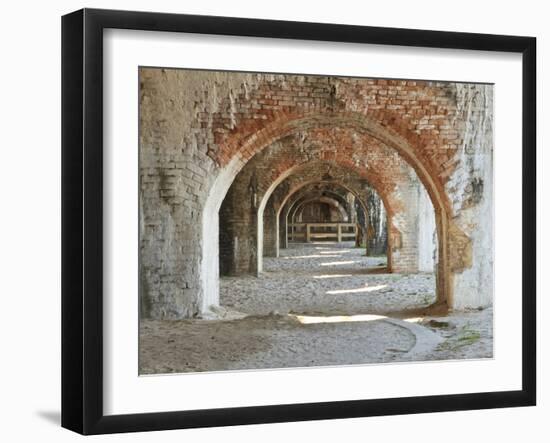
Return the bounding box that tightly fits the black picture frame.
[61,8,537,435]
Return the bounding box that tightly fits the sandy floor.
[419,307,493,361]
[140,242,493,374]
[221,242,435,315]
[139,315,415,374]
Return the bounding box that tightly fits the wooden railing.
[288,222,358,243]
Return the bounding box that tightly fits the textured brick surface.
[139,68,493,319]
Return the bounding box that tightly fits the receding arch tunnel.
[138,68,494,374]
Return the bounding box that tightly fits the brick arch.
[271,177,387,269]
[215,126,425,278]
[283,181,368,224]
[218,111,451,217]
[294,189,352,210]
[279,186,376,253]
[256,159,402,273]
[282,184,372,257]
[275,176,371,224]
[293,197,348,222]
[287,190,355,224]
[140,70,493,319]
[256,160,390,267]
[277,180,369,228]
[204,113,451,310]
[258,158,396,222]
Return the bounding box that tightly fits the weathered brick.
[139,67,493,319]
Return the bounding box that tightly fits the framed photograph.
[61,8,536,435]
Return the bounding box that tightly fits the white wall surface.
[417,182,436,273]
[0,0,546,441]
